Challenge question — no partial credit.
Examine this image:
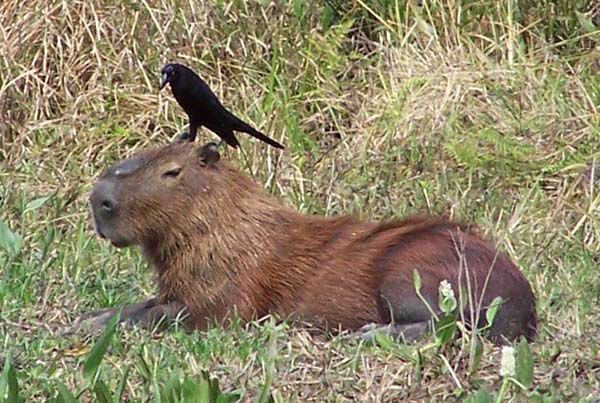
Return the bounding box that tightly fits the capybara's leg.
[354,321,431,343]
[362,268,442,343]
[62,298,188,335]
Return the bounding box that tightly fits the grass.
[1,0,599,401]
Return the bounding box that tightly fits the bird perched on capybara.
[159,63,284,150]
[70,142,537,344]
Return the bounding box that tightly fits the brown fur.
[78,142,537,343]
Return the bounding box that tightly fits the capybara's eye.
[162,167,182,178]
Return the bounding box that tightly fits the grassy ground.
[1,0,599,401]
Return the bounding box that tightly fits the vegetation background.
[0,0,599,401]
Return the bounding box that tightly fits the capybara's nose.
[100,199,116,213]
[91,181,118,218]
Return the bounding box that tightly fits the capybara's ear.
[197,142,220,166]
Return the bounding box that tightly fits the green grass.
[1,0,599,401]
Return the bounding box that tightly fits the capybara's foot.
[61,298,189,336]
[354,322,431,343]
[62,307,121,336]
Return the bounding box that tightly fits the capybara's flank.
[71,142,537,344]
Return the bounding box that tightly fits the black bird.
[159,63,284,150]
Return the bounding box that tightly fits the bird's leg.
[175,132,192,143]
[175,122,198,143]
[216,139,227,149]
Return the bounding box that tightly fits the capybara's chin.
[107,234,135,249]
[91,214,136,249]
[95,225,135,248]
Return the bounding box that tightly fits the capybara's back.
[82,142,536,344]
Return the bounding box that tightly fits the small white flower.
[438,280,457,314]
[439,280,454,298]
[499,346,516,377]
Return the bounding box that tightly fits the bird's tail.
[234,119,284,149]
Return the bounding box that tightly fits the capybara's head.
[89,142,221,248]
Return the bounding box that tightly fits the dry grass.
[1,0,599,401]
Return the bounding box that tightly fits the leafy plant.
[158,370,243,403]
[0,218,21,256]
[0,351,19,403]
[83,310,122,380]
[515,338,534,388]
[465,338,536,401]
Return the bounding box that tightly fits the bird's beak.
[159,72,168,90]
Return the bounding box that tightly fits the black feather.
[160,63,284,150]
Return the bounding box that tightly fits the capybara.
[69,142,537,344]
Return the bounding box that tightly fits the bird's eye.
[162,167,182,177]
